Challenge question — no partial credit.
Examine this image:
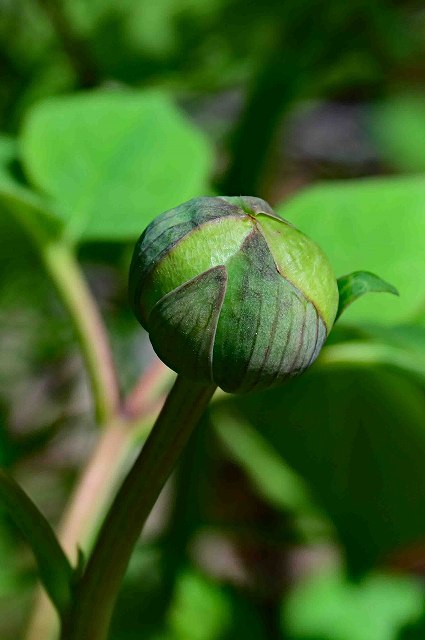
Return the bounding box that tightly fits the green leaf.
[168,570,232,640]
[211,407,322,516]
[283,568,424,640]
[0,181,63,239]
[0,135,63,239]
[318,340,425,388]
[278,177,425,324]
[0,135,16,179]
[369,95,425,173]
[336,271,399,321]
[222,366,425,572]
[20,90,213,242]
[0,469,73,614]
[357,324,425,358]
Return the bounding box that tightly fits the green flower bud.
[129,196,339,393]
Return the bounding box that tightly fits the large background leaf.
[222,366,425,573]
[279,177,425,324]
[20,90,213,242]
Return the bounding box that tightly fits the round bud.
[129,196,339,393]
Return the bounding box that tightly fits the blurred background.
[2,0,425,638]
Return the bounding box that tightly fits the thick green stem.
[61,376,216,640]
[24,362,170,640]
[25,419,138,640]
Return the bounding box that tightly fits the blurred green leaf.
[168,570,231,640]
[111,544,173,640]
[323,323,425,380]
[20,90,213,242]
[370,95,425,173]
[223,367,425,572]
[212,407,323,516]
[0,517,26,598]
[0,469,73,613]
[0,136,16,177]
[0,182,62,239]
[357,324,425,357]
[283,568,424,640]
[336,271,399,321]
[318,340,425,388]
[0,135,62,238]
[279,177,425,324]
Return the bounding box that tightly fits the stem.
[24,363,170,640]
[40,241,120,423]
[24,420,137,640]
[218,0,320,197]
[219,39,303,196]
[160,414,211,589]
[123,360,172,419]
[35,0,99,88]
[59,362,171,562]
[61,376,216,640]
[0,470,73,615]
[219,0,385,196]
[1,188,120,423]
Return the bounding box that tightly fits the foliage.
[20,91,212,241]
[2,1,425,639]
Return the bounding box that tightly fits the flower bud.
[129,196,339,393]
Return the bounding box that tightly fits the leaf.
[20,90,213,242]
[0,181,63,239]
[0,469,73,613]
[336,271,399,321]
[0,519,24,598]
[0,135,63,239]
[278,177,425,324]
[211,406,323,516]
[369,95,425,173]
[222,366,425,573]
[318,340,425,388]
[283,568,424,640]
[168,570,232,640]
[0,135,16,178]
[357,324,425,358]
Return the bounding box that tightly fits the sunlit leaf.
[279,177,425,324]
[21,90,213,242]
